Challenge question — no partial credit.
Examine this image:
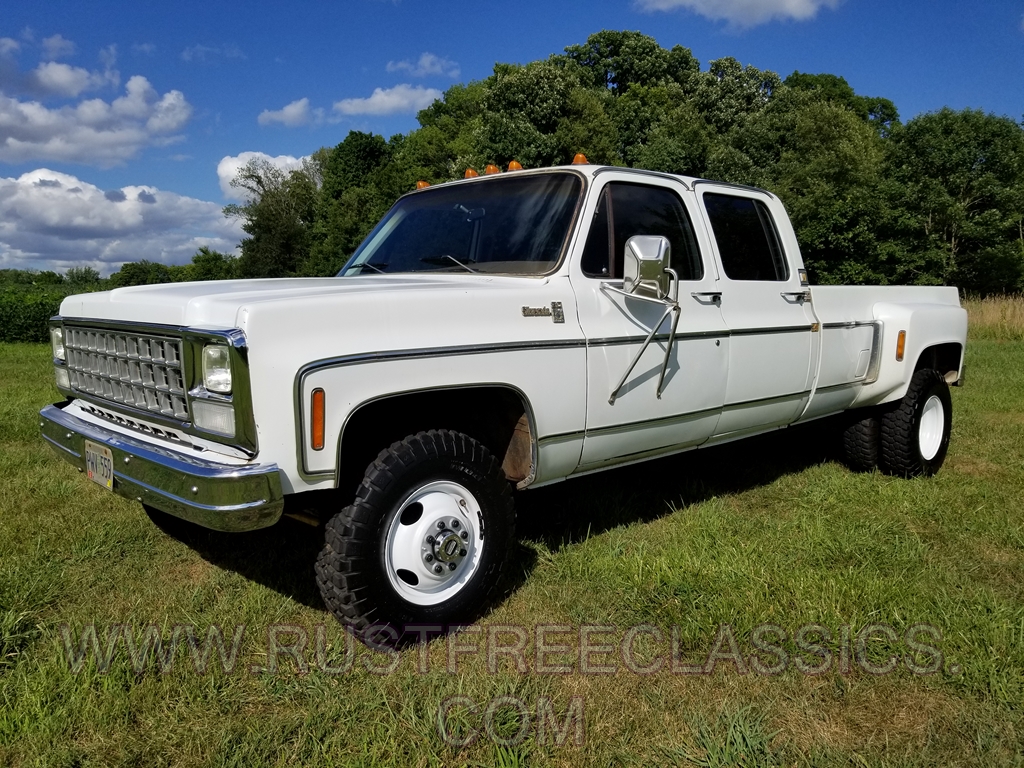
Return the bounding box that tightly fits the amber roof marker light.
[415,180,430,189]
[572,153,589,165]
[464,168,479,178]
[484,164,501,175]
[507,160,523,171]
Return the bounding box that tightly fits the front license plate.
[85,440,114,491]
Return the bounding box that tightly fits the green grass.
[1,338,1022,767]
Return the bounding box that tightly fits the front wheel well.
[335,387,534,496]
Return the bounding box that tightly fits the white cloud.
[31,61,117,97]
[99,44,118,68]
[386,52,460,78]
[333,83,442,116]
[132,42,156,55]
[637,0,842,26]
[258,97,323,127]
[0,38,19,57]
[216,151,307,199]
[0,75,192,167]
[0,168,242,274]
[181,44,245,62]
[41,33,76,60]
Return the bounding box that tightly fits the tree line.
[7,30,1024,299]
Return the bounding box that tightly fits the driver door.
[569,177,730,469]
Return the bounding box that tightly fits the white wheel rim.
[384,480,484,606]
[918,395,944,461]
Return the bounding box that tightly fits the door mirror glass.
[623,235,671,299]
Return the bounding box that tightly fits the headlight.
[202,345,232,394]
[50,326,65,361]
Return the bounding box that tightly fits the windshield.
[339,172,583,276]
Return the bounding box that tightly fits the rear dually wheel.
[880,368,952,477]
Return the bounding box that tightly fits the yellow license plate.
[84,440,114,491]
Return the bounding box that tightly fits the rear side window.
[703,193,789,281]
[581,182,703,281]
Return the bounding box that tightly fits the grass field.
[1,299,1022,766]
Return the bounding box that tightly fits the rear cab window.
[701,192,789,282]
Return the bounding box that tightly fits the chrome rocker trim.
[40,403,284,532]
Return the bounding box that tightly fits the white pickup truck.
[41,163,967,635]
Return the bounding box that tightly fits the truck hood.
[59,275,543,329]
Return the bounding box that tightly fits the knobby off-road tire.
[880,368,952,477]
[841,410,880,471]
[315,430,515,639]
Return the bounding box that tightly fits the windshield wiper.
[350,262,388,274]
[420,255,478,273]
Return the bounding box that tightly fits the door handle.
[780,290,811,302]
[691,291,722,304]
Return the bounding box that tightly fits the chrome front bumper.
[40,403,284,532]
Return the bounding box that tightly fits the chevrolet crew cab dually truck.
[41,163,967,636]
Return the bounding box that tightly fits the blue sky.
[2,0,1022,274]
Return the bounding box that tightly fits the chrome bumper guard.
[40,403,284,532]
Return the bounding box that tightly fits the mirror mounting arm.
[604,267,681,405]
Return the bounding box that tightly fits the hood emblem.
[521,302,564,323]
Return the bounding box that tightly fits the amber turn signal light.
[464,168,479,178]
[572,153,589,165]
[415,180,430,189]
[311,388,325,451]
[507,160,523,171]
[896,330,907,362]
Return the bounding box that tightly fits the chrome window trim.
[592,166,693,190]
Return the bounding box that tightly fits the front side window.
[702,193,789,281]
[340,172,582,276]
[580,182,703,281]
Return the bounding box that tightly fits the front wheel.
[880,369,952,477]
[315,430,514,637]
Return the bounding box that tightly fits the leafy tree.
[785,72,899,136]
[884,108,1024,292]
[561,30,699,95]
[109,260,173,287]
[65,266,101,286]
[225,157,319,278]
[186,247,237,281]
[480,60,619,167]
[695,57,782,135]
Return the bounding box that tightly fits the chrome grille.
[64,326,188,420]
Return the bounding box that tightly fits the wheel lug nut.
[451,520,460,529]
[448,562,457,571]
[425,554,433,562]
[459,549,467,557]
[434,564,443,574]
[426,535,435,545]
[460,530,468,540]
[437,521,445,530]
